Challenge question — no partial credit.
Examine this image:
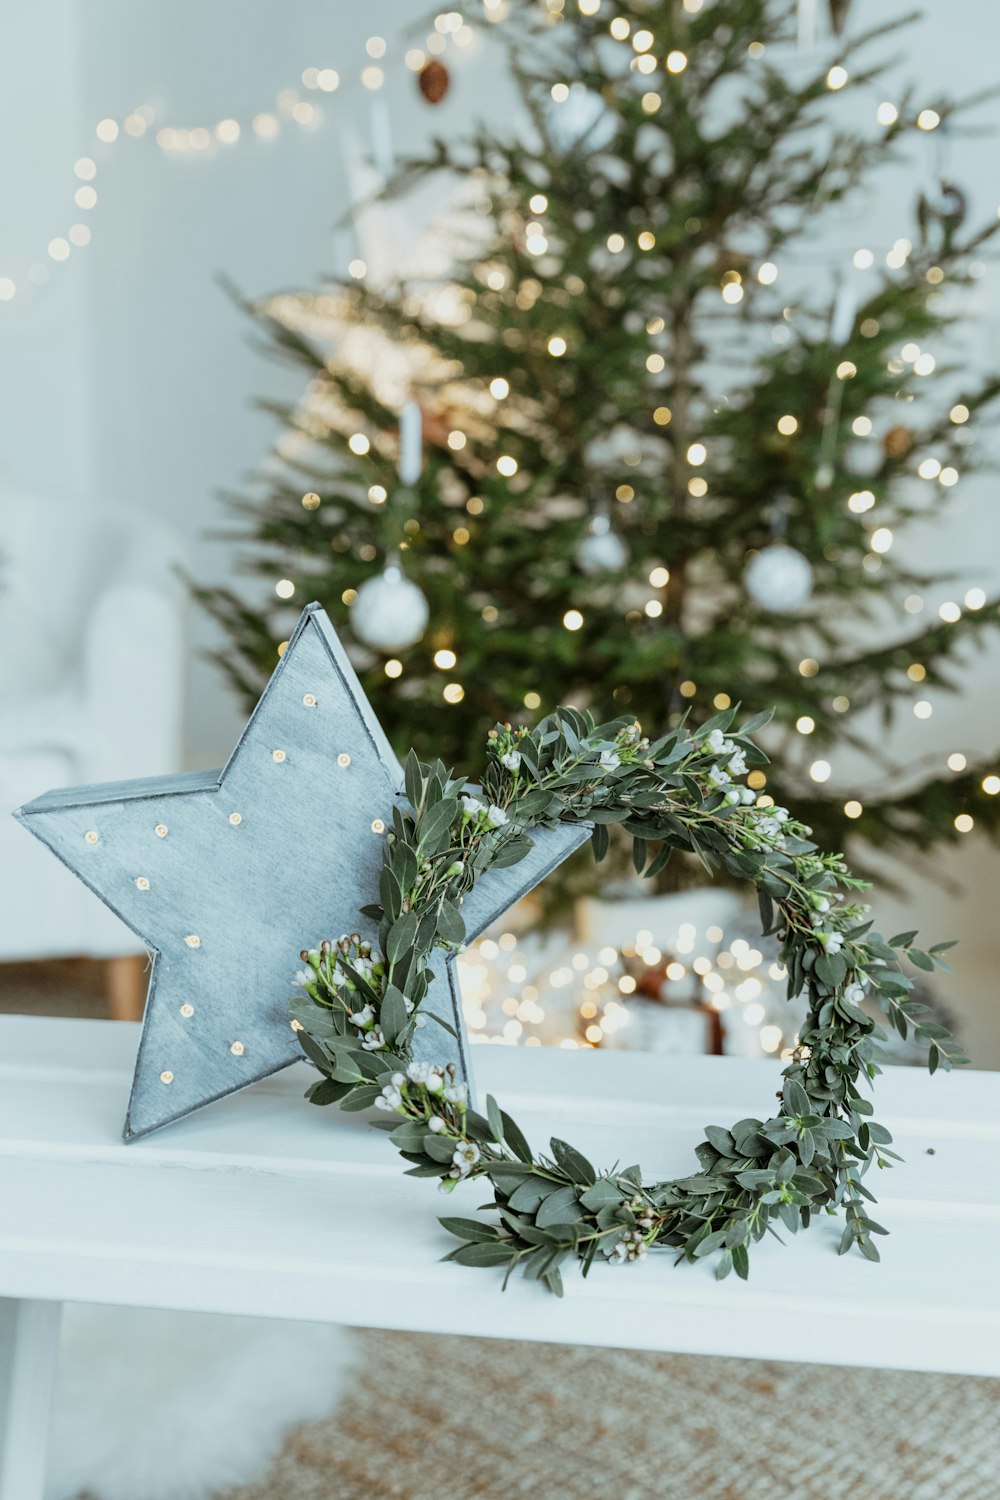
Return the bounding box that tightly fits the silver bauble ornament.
[576,515,627,576]
[350,564,429,651]
[744,545,814,613]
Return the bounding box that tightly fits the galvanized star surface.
[15,604,590,1140]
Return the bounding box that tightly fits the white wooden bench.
[2,1013,998,1499]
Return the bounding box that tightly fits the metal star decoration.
[15,604,590,1140]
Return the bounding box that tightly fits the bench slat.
[1,1016,997,1374]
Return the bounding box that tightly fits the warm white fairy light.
[917,108,941,131]
[852,248,873,270]
[948,752,967,772]
[826,65,848,91]
[809,759,832,783]
[939,601,961,623]
[6,28,482,306]
[876,101,898,126]
[563,609,584,631]
[666,50,688,73]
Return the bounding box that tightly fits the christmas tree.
[198,0,1000,861]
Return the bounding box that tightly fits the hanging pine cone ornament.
[828,0,853,36]
[883,425,915,460]
[418,59,450,106]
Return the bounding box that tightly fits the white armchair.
[0,491,185,1011]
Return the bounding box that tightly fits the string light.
[563,609,584,631]
[666,50,688,73]
[5,25,480,305]
[844,800,863,819]
[826,66,848,91]
[948,752,967,772]
[917,108,941,131]
[955,813,974,833]
[876,102,898,126]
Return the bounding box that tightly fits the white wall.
[2,1,999,1057]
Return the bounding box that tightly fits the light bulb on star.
[351,563,429,651]
[744,545,814,613]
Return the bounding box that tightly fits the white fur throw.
[46,1305,355,1500]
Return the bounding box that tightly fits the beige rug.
[225,1329,1000,1500]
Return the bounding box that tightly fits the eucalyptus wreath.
[290,706,964,1296]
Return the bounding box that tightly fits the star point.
[15,605,589,1139]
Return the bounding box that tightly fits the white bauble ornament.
[576,514,627,575]
[547,84,617,151]
[744,545,814,613]
[350,564,429,650]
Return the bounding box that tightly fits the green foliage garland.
[291,706,964,1295]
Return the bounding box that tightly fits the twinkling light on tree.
[197,0,1000,862]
